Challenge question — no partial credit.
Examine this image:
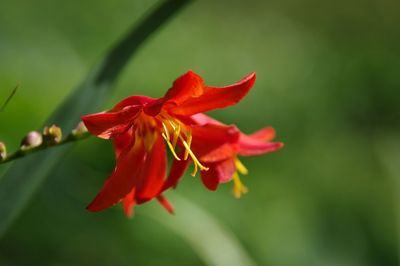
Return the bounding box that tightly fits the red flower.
[185,114,283,197]
[82,71,256,216]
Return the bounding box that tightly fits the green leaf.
[142,193,256,266]
[0,84,18,112]
[0,0,192,238]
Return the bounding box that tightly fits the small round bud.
[0,142,6,160]
[43,125,62,144]
[20,131,43,150]
[72,121,88,136]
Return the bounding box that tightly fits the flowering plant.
[82,71,283,216]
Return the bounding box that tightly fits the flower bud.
[43,125,62,144]
[72,121,88,136]
[20,131,43,150]
[0,142,6,160]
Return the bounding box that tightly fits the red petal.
[198,143,237,163]
[191,124,239,162]
[190,115,282,157]
[200,159,236,191]
[189,113,222,126]
[162,150,190,192]
[163,71,205,105]
[113,128,134,158]
[86,138,146,212]
[122,189,135,218]
[157,195,175,214]
[200,167,220,191]
[169,72,256,116]
[248,127,276,142]
[135,133,167,203]
[214,159,236,183]
[112,96,156,111]
[81,105,141,139]
[142,71,205,116]
[238,132,284,156]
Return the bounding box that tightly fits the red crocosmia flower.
[164,113,284,198]
[82,71,255,216]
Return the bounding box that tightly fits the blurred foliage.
[0,0,399,265]
[0,0,192,238]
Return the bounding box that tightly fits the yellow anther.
[232,172,248,198]
[162,132,181,161]
[184,131,192,160]
[235,158,248,175]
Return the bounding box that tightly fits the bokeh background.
[0,0,399,265]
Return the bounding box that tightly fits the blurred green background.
[0,0,399,265]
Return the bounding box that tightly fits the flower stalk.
[0,123,90,164]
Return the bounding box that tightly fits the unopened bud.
[0,142,6,160]
[72,121,88,136]
[20,131,43,150]
[43,125,62,144]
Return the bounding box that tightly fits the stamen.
[235,158,248,175]
[162,132,181,161]
[160,115,207,176]
[161,122,170,141]
[167,119,176,130]
[191,160,198,176]
[184,131,192,160]
[232,172,248,198]
[179,135,208,176]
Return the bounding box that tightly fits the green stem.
[0,132,90,165]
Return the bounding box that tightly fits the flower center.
[133,113,159,151]
[159,114,209,176]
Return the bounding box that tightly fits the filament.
[172,123,181,148]
[162,132,181,161]
[161,122,170,140]
[179,134,208,176]
[160,115,208,176]
[184,131,192,160]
